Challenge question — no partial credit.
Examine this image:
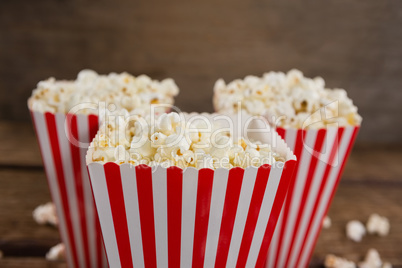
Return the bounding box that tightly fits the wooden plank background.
[0,0,402,143]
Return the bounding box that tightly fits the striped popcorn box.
[266,126,360,268]
[87,132,297,268]
[30,110,107,268]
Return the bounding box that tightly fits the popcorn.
[358,249,389,268]
[213,69,362,129]
[87,112,283,169]
[28,70,179,116]
[322,215,332,229]
[346,220,366,242]
[46,243,66,261]
[325,254,356,268]
[366,214,390,237]
[114,145,130,164]
[33,202,58,226]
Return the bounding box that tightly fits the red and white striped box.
[87,132,297,268]
[266,126,360,268]
[30,110,107,268]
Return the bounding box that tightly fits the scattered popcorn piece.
[87,112,287,169]
[358,249,383,268]
[28,70,179,116]
[366,214,390,237]
[46,243,65,261]
[323,215,332,229]
[325,254,356,268]
[213,69,362,129]
[382,263,392,268]
[33,202,58,226]
[346,220,366,242]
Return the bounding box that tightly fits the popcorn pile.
[28,70,179,115]
[213,69,362,129]
[86,112,284,169]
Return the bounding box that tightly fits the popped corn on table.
[0,122,401,268]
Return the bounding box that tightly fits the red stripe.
[67,114,91,268]
[104,163,133,268]
[45,112,80,268]
[167,167,183,268]
[235,164,271,268]
[283,129,326,268]
[214,168,245,268]
[273,129,305,267]
[255,160,297,268]
[135,164,157,268]
[87,114,104,267]
[294,128,344,266]
[276,127,286,139]
[192,168,214,268]
[303,126,359,266]
[88,114,99,142]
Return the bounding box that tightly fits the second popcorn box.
[87,112,297,268]
[28,70,179,268]
[213,69,361,268]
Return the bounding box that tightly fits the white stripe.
[284,129,297,152]
[180,168,198,267]
[266,205,283,267]
[33,112,74,267]
[121,164,145,268]
[152,167,168,268]
[226,167,258,268]
[77,114,97,268]
[88,164,121,268]
[203,168,229,267]
[277,129,318,268]
[287,128,337,267]
[299,127,354,268]
[55,113,86,268]
[102,247,108,268]
[265,128,294,268]
[319,128,338,166]
[246,164,284,268]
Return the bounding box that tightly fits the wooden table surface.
[0,122,401,268]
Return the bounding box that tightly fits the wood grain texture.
[0,258,66,268]
[1,0,402,143]
[0,122,41,167]
[0,169,59,241]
